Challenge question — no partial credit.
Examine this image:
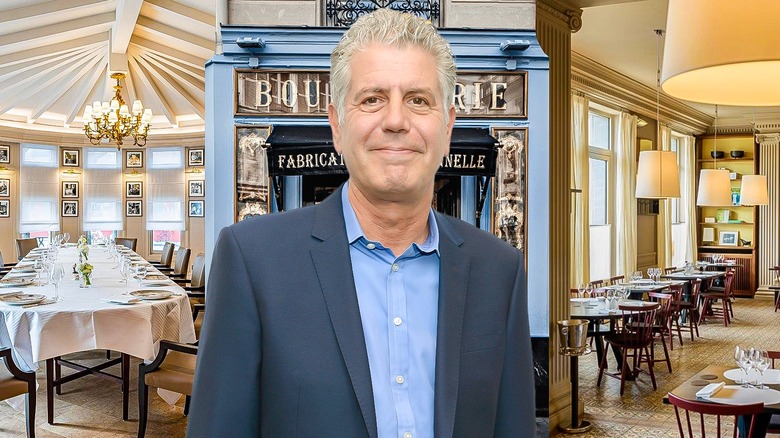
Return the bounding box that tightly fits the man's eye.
[410,97,428,106]
[363,97,381,105]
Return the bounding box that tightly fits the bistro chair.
[159,246,191,279]
[608,275,625,286]
[138,340,198,438]
[699,269,735,327]
[664,266,681,274]
[114,237,137,252]
[172,253,205,298]
[668,392,763,438]
[149,242,175,270]
[647,291,674,373]
[15,237,39,260]
[597,302,660,396]
[0,348,36,438]
[0,249,16,277]
[589,279,605,289]
[673,279,702,342]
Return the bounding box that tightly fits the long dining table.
[0,243,196,424]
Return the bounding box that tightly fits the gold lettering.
[453,154,461,168]
[280,80,297,108]
[303,80,321,108]
[258,80,272,107]
[286,155,295,168]
[278,155,285,169]
[318,153,327,167]
[328,153,339,166]
[305,154,314,168]
[472,82,483,110]
[477,155,485,169]
[453,82,466,111]
[490,83,507,110]
[296,154,305,168]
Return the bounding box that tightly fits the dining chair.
[597,302,660,396]
[0,249,15,277]
[159,247,191,279]
[699,269,734,327]
[673,279,702,342]
[114,237,138,252]
[15,237,39,260]
[647,291,674,373]
[607,275,624,286]
[172,253,205,298]
[150,242,175,270]
[667,392,763,438]
[589,279,605,289]
[192,304,205,339]
[0,348,36,438]
[664,266,680,274]
[769,350,780,435]
[138,340,198,438]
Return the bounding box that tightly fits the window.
[146,147,185,252]
[86,230,118,244]
[588,110,613,281]
[669,137,682,225]
[670,134,689,267]
[21,231,50,247]
[20,144,59,234]
[83,148,123,232]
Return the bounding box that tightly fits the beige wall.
[0,142,19,263]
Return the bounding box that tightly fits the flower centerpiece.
[77,262,93,287]
[77,235,89,262]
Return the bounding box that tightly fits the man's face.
[329,43,455,203]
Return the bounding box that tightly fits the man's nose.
[381,98,410,132]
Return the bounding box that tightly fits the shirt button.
[393,317,402,326]
[395,375,405,384]
[367,243,376,250]
[392,263,399,272]
[404,433,412,438]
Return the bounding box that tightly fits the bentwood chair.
[607,275,625,286]
[598,302,660,396]
[138,340,198,438]
[150,242,175,270]
[0,348,36,438]
[159,247,191,279]
[114,237,137,252]
[699,269,735,327]
[15,237,39,260]
[668,392,763,438]
[589,279,605,289]
[647,292,674,373]
[672,279,702,343]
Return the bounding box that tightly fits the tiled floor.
[552,295,779,437]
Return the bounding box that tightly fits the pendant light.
[636,29,680,199]
[696,105,732,206]
[740,110,769,205]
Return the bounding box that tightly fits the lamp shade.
[662,0,780,106]
[635,150,680,198]
[740,175,768,205]
[696,169,732,206]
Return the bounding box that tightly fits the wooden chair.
[192,304,205,339]
[608,275,625,286]
[589,279,605,289]
[647,291,674,373]
[159,247,191,279]
[0,348,36,438]
[114,237,137,252]
[673,279,702,342]
[15,237,39,260]
[172,253,205,299]
[138,340,197,438]
[769,350,780,434]
[664,266,680,274]
[699,270,735,327]
[668,392,763,438]
[597,302,660,396]
[150,242,175,271]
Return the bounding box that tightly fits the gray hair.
[330,9,457,125]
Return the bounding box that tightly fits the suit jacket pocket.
[461,332,503,353]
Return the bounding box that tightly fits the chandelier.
[83,73,152,149]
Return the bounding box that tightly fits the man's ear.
[444,105,456,155]
[328,103,342,154]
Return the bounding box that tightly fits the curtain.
[614,112,638,277]
[146,147,185,231]
[571,94,590,286]
[19,144,59,233]
[681,134,698,262]
[83,148,123,231]
[658,126,674,268]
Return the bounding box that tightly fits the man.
[188,9,534,437]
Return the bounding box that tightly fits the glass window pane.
[589,225,611,280]
[152,230,181,252]
[589,158,607,225]
[589,113,610,150]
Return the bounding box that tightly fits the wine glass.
[119,257,131,291]
[63,233,70,245]
[135,264,147,287]
[734,346,745,384]
[33,258,44,286]
[577,283,586,298]
[737,349,754,388]
[753,350,770,389]
[49,263,64,302]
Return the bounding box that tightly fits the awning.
[265,125,498,177]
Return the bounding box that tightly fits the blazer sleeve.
[494,254,536,437]
[187,226,263,437]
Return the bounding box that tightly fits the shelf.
[699,222,754,225]
[698,245,754,251]
[697,158,753,163]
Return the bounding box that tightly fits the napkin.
[101,296,142,305]
[696,382,725,398]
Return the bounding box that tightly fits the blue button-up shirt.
[341,185,440,438]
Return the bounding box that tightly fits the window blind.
[83,148,123,230]
[19,143,59,233]
[146,147,185,230]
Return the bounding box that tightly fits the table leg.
[122,353,129,421]
[559,355,591,433]
[46,358,54,424]
[55,356,62,395]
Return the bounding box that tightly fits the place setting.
[0,291,56,308]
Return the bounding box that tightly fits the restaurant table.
[603,280,686,300]
[0,244,196,424]
[664,364,780,437]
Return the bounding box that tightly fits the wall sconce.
[125,169,143,176]
[0,165,15,174]
[62,169,81,176]
[186,168,204,175]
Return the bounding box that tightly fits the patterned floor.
[552,295,779,437]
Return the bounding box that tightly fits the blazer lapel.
[309,188,378,438]
[433,214,469,438]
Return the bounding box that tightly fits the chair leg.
[619,347,628,396]
[138,370,149,438]
[659,333,672,373]
[25,389,35,438]
[645,346,657,390]
[597,343,609,387]
[54,357,61,396]
[184,395,191,416]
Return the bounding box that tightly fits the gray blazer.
[187,186,535,437]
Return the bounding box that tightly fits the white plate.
[0,293,47,305]
[143,274,168,281]
[142,281,172,287]
[724,368,780,385]
[0,278,35,287]
[129,290,173,300]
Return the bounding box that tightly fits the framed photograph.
[235,125,271,221]
[0,145,9,164]
[189,180,204,197]
[719,231,739,246]
[491,127,528,252]
[188,200,204,217]
[126,150,143,168]
[62,149,79,167]
[0,178,8,197]
[61,181,78,198]
[0,200,8,218]
[188,148,204,166]
[126,201,142,217]
[126,181,143,198]
[62,200,78,217]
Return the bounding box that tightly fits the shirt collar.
[341,181,440,254]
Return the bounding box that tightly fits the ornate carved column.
[536,0,582,431]
[756,133,780,291]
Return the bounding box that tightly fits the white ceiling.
[0,0,215,146]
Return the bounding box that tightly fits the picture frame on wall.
[126,201,142,217]
[0,178,9,197]
[189,180,204,197]
[62,181,78,198]
[0,145,9,164]
[62,200,78,217]
[189,200,204,217]
[491,127,528,252]
[126,181,143,198]
[235,125,271,221]
[0,200,8,218]
[719,231,739,246]
[126,150,143,168]
[62,149,79,167]
[188,148,204,166]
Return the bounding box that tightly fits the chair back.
[689,278,702,304]
[768,350,780,368]
[190,253,205,288]
[115,237,138,252]
[668,392,763,438]
[617,302,659,344]
[608,275,624,286]
[589,279,605,288]
[15,237,38,260]
[173,247,191,276]
[648,292,673,330]
[664,266,680,274]
[723,269,735,299]
[159,242,174,267]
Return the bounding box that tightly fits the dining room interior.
[1,0,780,437]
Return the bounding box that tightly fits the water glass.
[49,263,65,302]
[753,350,770,389]
[135,265,147,287]
[737,349,753,388]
